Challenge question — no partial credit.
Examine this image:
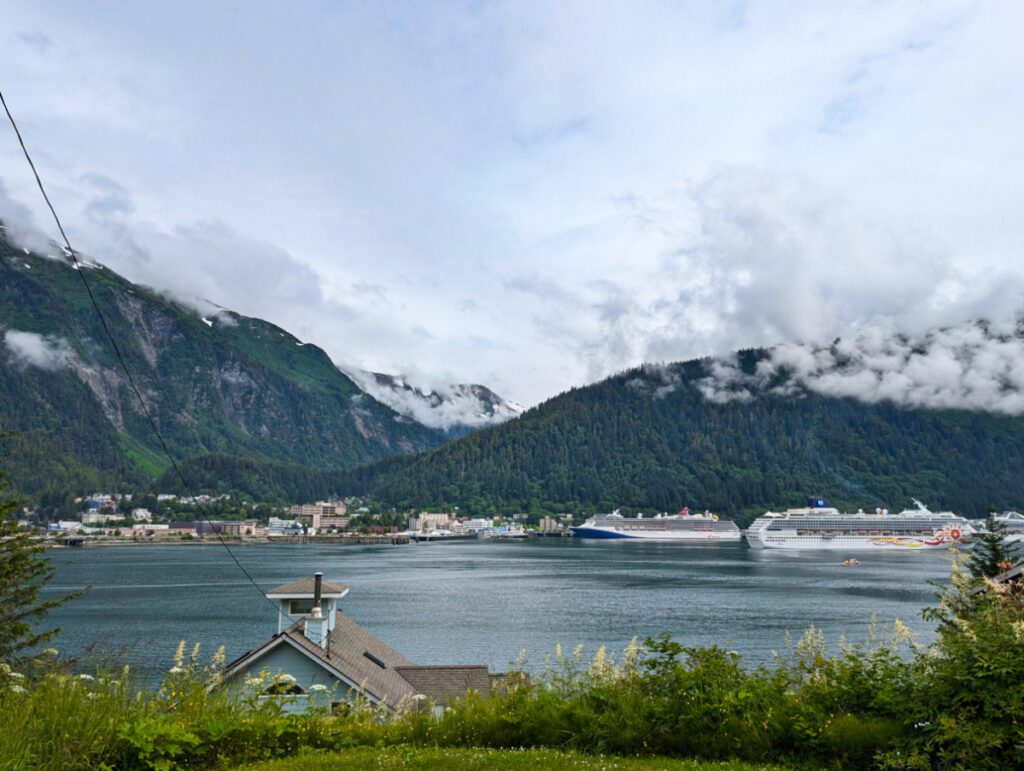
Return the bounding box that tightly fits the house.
[220,573,499,714]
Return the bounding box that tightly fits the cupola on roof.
[265,577,349,598]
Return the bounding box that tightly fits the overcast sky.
[2,2,1022,405]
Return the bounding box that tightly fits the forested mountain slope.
[0,229,445,502]
[352,350,1024,522]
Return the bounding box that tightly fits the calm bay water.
[44,539,952,680]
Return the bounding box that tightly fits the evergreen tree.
[966,508,1022,580]
[0,468,81,663]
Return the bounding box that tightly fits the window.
[289,599,317,614]
[260,682,305,696]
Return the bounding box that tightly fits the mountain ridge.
[0,228,447,503]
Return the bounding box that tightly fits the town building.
[82,512,121,526]
[220,573,501,714]
[408,512,455,532]
[290,501,349,531]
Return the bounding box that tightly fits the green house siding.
[223,641,352,713]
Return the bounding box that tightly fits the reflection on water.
[45,539,953,679]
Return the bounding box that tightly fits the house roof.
[993,561,1024,584]
[281,612,417,706]
[265,577,349,597]
[394,665,491,706]
[222,608,494,710]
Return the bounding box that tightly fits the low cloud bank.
[343,368,524,431]
[2,329,73,371]
[695,318,1024,415]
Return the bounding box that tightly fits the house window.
[260,681,305,696]
[289,599,317,614]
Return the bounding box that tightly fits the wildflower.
[42,649,58,657]
[190,642,201,663]
[244,676,263,687]
[211,645,226,668]
[9,672,24,680]
[10,684,26,694]
[411,693,428,702]
[172,640,186,667]
[168,666,185,675]
[309,683,329,693]
[275,673,297,684]
[87,692,99,700]
[77,674,95,681]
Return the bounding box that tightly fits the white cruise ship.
[746,498,974,550]
[989,512,1024,543]
[571,509,742,541]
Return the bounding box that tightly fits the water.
[43,539,952,680]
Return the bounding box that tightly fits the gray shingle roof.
[283,612,418,707]
[266,577,349,597]
[394,665,491,706]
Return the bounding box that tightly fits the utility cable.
[0,88,284,615]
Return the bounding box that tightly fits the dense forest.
[156,355,1024,526]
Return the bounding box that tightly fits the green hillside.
[0,230,445,502]
[342,355,1024,523]
[157,351,1024,524]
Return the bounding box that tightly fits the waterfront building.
[408,512,456,532]
[82,512,121,526]
[220,573,500,714]
[290,501,349,531]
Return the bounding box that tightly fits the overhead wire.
[0,88,284,615]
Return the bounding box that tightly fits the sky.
[1,1,1022,406]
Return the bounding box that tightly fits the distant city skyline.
[2,2,1022,405]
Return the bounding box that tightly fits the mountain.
[343,370,525,437]
[339,324,1024,524]
[0,228,446,502]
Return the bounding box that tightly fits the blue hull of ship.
[570,527,635,539]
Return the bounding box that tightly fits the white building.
[408,512,455,532]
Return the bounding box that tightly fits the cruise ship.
[985,512,1024,543]
[746,498,975,550]
[571,509,742,541]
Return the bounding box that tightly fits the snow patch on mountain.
[341,368,524,432]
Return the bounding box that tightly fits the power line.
[0,88,282,615]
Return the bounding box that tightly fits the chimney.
[304,572,329,649]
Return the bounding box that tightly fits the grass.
[239,746,787,771]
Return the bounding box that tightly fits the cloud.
[343,367,523,430]
[1,2,1022,405]
[0,180,55,256]
[3,329,73,371]
[695,318,1024,415]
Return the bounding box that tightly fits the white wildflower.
[10,685,26,694]
[275,673,297,684]
[168,666,185,675]
[244,677,263,687]
[77,674,95,681]
[87,692,99,700]
[9,672,24,680]
[308,683,329,693]
[172,640,186,667]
